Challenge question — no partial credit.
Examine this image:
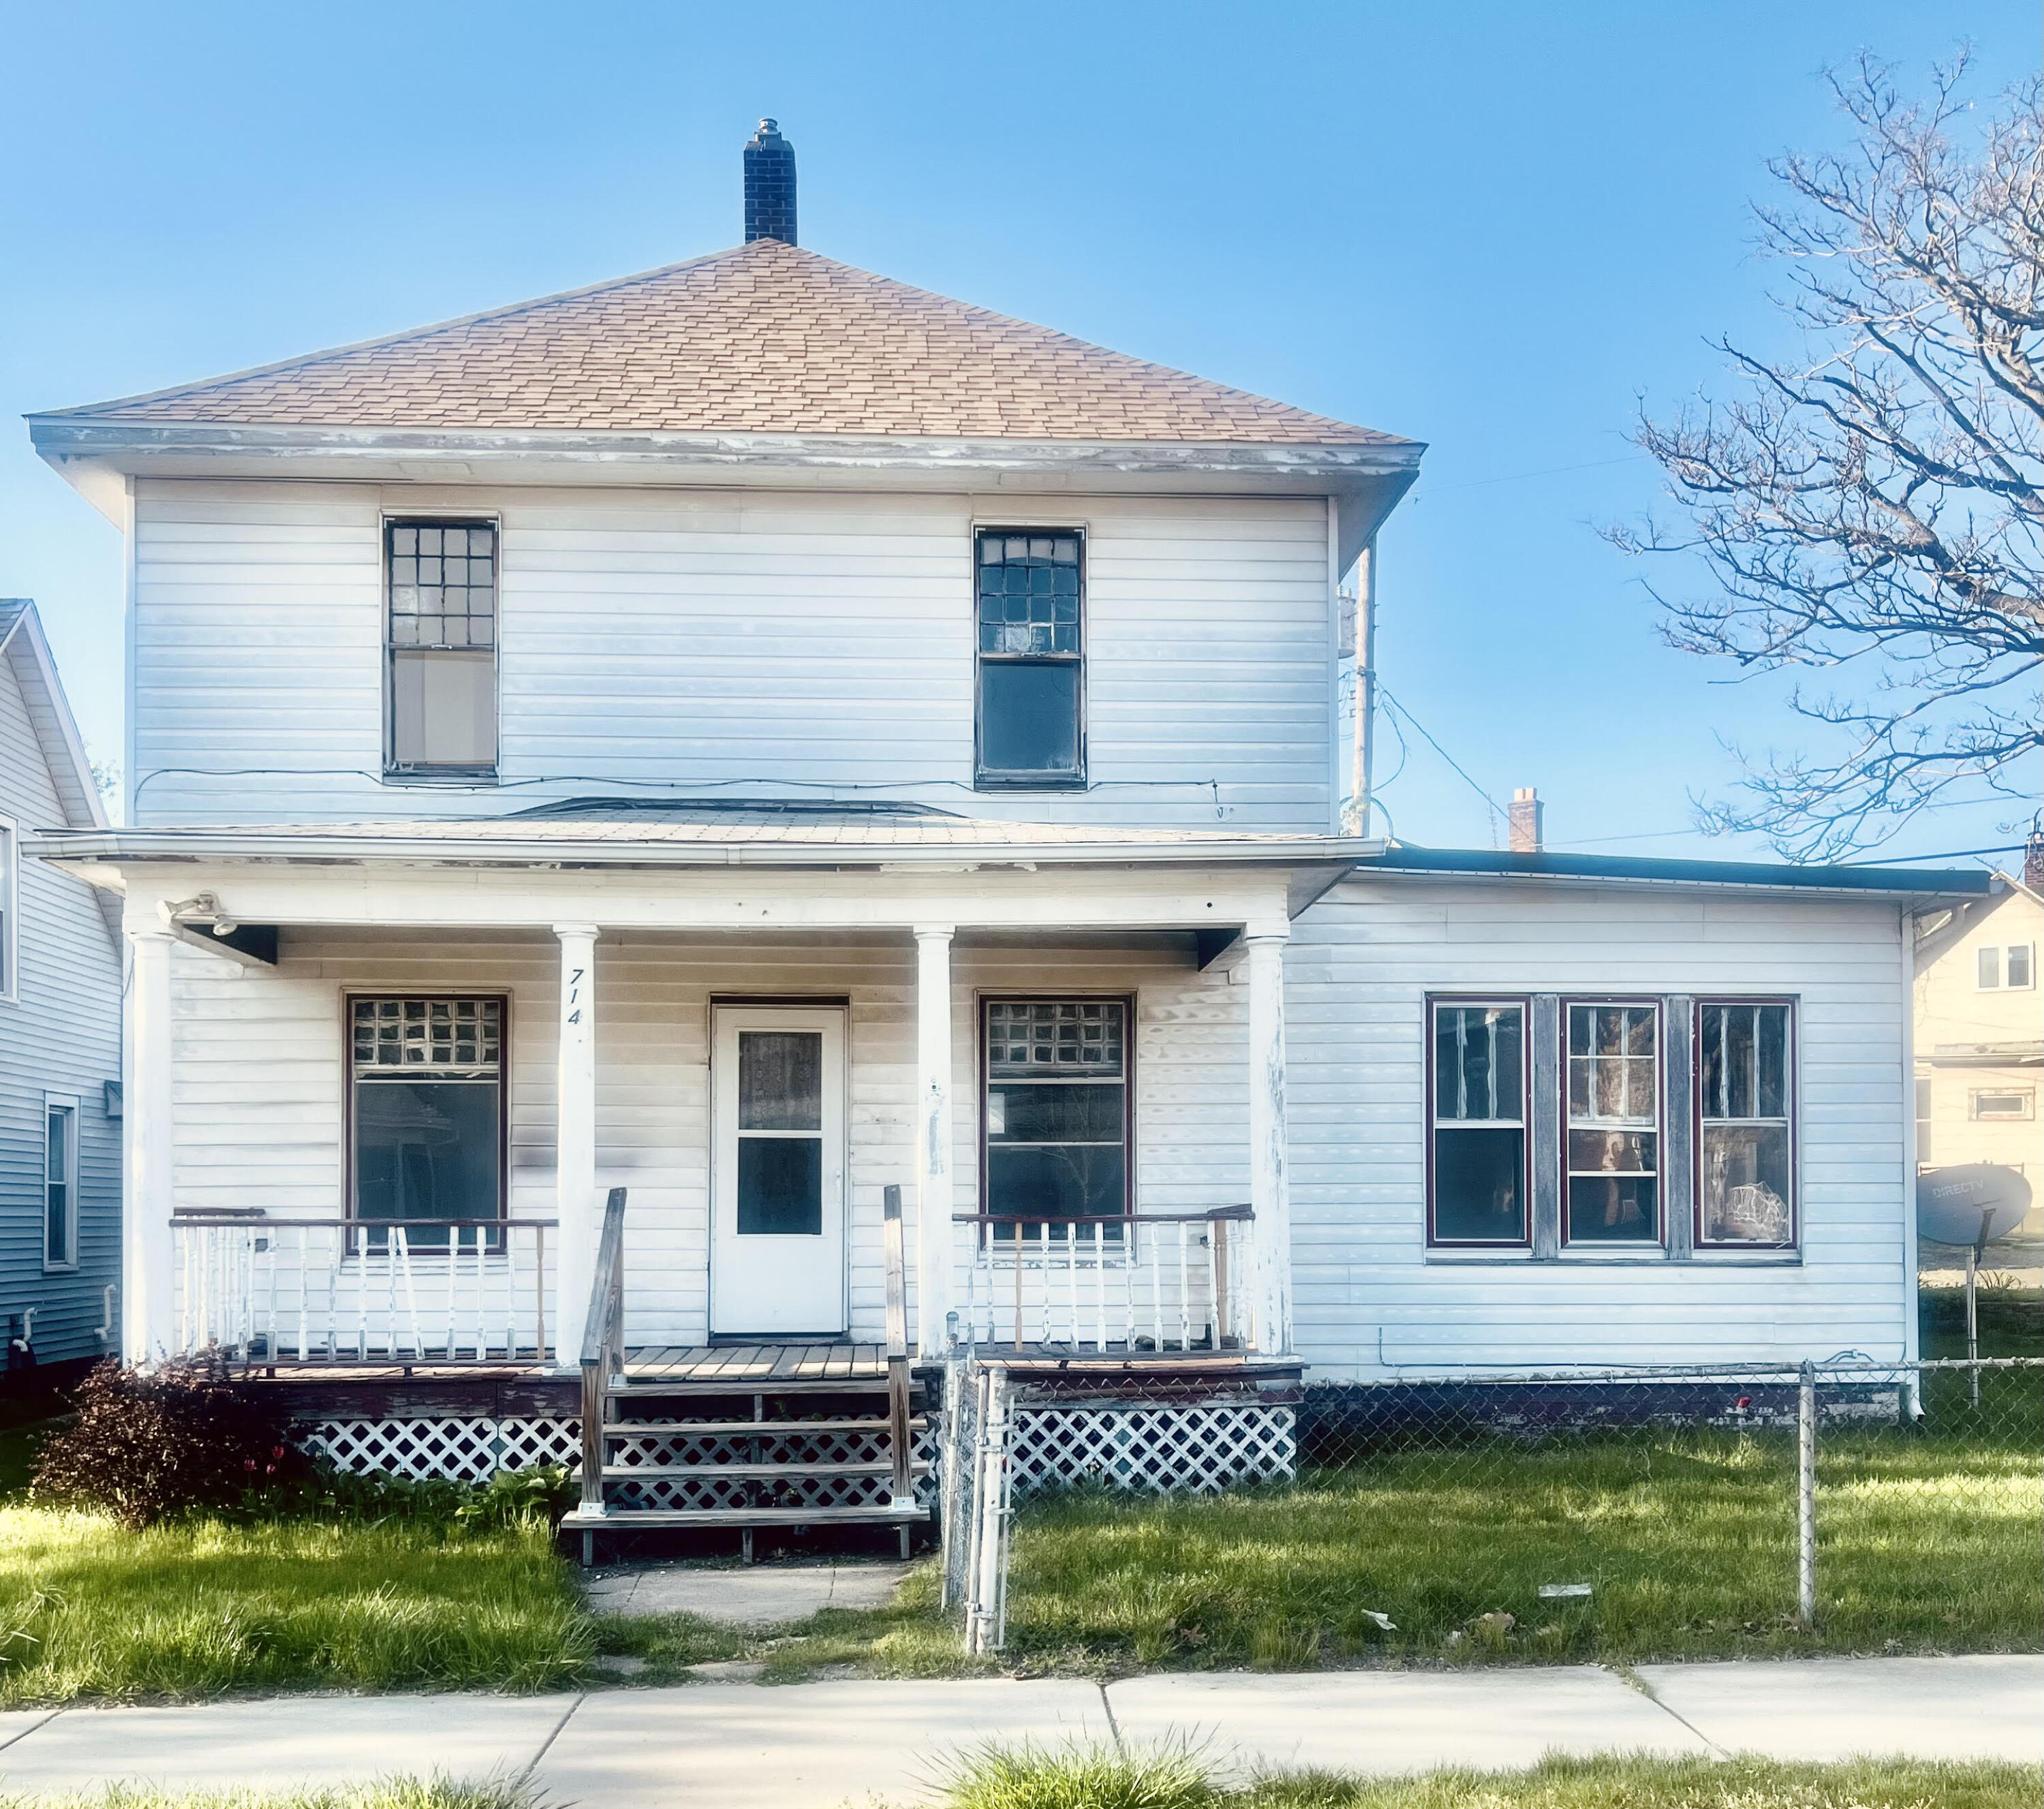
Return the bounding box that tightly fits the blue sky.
[1,2,2035,862]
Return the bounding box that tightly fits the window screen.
[983,999,1128,1226]
[1429,1001,1528,1244]
[1565,1002,1660,1243]
[350,997,504,1242]
[387,521,498,773]
[1697,1002,1795,1247]
[976,531,1083,786]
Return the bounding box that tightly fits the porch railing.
[954,1206,1256,1355]
[170,1213,556,1364]
[578,1187,629,1516]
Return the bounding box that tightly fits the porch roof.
[27,799,1384,876]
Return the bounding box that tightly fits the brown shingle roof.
[55,240,1400,444]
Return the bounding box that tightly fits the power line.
[1376,685,1506,841]
[1842,842,2028,865]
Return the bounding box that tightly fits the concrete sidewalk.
[0,1656,2034,1806]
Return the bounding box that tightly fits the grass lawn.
[997,1290,2043,1674]
[0,1790,519,1809]
[926,1749,2043,1809]
[0,1507,591,1703]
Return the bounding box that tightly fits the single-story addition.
[29,808,1990,1533]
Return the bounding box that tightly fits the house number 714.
[568,967,585,1025]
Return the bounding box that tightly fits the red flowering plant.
[31,1355,304,1530]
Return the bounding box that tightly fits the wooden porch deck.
[623,1343,891,1385]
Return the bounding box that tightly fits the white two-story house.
[25,123,1990,1530]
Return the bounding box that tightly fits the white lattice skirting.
[1008,1404,1297,1495]
[300,1417,580,1483]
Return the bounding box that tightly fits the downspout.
[1340,537,1378,836]
[1900,904,1921,1410]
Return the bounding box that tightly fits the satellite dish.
[1916,1164,2033,1248]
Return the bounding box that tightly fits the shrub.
[30,1357,299,1529]
[452,1464,576,1533]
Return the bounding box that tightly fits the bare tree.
[1611,54,2042,860]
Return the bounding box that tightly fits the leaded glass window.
[983,999,1129,1226]
[350,996,505,1238]
[976,530,1084,786]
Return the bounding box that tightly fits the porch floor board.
[620,1343,891,1386]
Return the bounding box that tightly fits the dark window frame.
[382,514,500,781]
[343,991,511,1249]
[973,527,1087,791]
[1560,995,1666,1250]
[977,993,1135,1231]
[1425,994,1533,1250]
[1692,996,1799,1252]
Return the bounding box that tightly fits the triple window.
[976,530,1085,788]
[349,997,506,1243]
[385,519,498,776]
[1428,996,1798,1254]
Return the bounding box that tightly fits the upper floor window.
[976,530,1084,788]
[1427,1000,1528,1246]
[1977,942,2035,990]
[1697,1001,1795,1248]
[1564,1002,1661,1245]
[386,520,498,776]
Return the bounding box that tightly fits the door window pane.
[737,1137,824,1235]
[1429,1002,1527,1244]
[739,1031,822,1131]
[1565,1003,1660,1243]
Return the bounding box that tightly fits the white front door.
[710,1004,848,1336]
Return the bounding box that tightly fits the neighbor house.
[23,125,1992,1534]
[1,600,123,1389]
[1913,856,2043,1253]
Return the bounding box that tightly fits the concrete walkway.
[0,1656,2034,1807]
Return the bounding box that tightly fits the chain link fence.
[944,1353,2044,1663]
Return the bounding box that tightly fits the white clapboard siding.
[165,928,1252,1348]
[131,481,1334,830]
[1284,877,1914,1378]
[0,653,123,1367]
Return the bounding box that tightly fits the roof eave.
[1354,844,1996,901]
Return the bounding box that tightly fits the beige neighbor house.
[22,124,1993,1553]
[1914,850,2044,1260]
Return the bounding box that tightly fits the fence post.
[1797,1359,1816,1630]
[966,1365,1011,1656]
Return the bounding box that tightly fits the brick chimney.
[744,119,796,245]
[1508,787,1545,854]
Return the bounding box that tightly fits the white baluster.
[1146,1221,1162,1352]
[472,1225,487,1359]
[1205,1226,1221,1350]
[1064,1224,1079,1345]
[1092,1221,1107,1352]
[1176,1223,1190,1352]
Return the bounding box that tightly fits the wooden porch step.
[610,1376,915,1398]
[563,1503,927,1530]
[602,1459,926,1481]
[602,1417,926,1437]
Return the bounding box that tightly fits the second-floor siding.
[131,478,1340,830]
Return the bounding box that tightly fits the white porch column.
[914,925,955,1356]
[124,923,177,1365]
[1245,931,1293,1354]
[553,923,600,1368]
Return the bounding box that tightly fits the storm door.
[709,1005,848,1335]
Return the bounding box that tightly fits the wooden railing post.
[578,1188,628,1520]
[883,1185,914,1509]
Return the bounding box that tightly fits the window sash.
[1427,998,1530,1247]
[2004,944,2034,989]
[44,1101,76,1269]
[974,529,1085,787]
[348,995,508,1234]
[386,519,498,773]
[1694,998,1797,1250]
[1562,1000,1661,1245]
[981,997,1131,1224]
